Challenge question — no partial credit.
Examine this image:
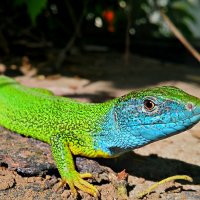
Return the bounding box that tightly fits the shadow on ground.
[95,152,200,185]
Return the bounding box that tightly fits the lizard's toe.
[57,172,99,197]
[80,172,93,179]
[75,176,99,197]
[74,173,99,197]
[55,179,77,196]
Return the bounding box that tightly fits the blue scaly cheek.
[131,124,167,140]
[132,123,186,141]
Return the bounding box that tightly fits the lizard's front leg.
[50,132,99,197]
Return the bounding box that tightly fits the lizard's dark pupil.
[144,99,155,111]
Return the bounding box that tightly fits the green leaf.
[26,0,47,25]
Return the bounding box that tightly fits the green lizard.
[0,75,199,197]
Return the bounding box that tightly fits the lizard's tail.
[0,75,18,87]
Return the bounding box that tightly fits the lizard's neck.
[93,108,150,157]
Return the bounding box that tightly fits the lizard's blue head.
[112,86,200,150]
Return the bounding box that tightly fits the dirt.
[0,53,200,199]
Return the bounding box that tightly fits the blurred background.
[0,0,199,94]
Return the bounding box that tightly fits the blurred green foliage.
[0,0,199,56]
[11,0,200,38]
[14,0,47,25]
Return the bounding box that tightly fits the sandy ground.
[0,53,200,199]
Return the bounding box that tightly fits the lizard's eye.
[144,99,155,111]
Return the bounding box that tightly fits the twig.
[0,30,9,54]
[64,0,78,31]
[124,0,132,64]
[13,40,51,48]
[55,0,89,70]
[160,10,200,63]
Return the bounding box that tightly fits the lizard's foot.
[137,175,193,198]
[56,172,99,198]
[80,173,93,179]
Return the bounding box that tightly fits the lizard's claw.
[56,172,99,198]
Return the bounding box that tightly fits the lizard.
[0,75,199,197]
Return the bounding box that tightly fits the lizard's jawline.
[109,114,200,156]
[116,120,197,154]
[135,113,200,127]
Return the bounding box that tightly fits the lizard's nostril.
[186,102,194,111]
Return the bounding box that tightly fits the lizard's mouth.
[159,112,200,127]
[129,112,200,127]
[138,113,200,142]
[159,112,200,136]
[137,112,200,135]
